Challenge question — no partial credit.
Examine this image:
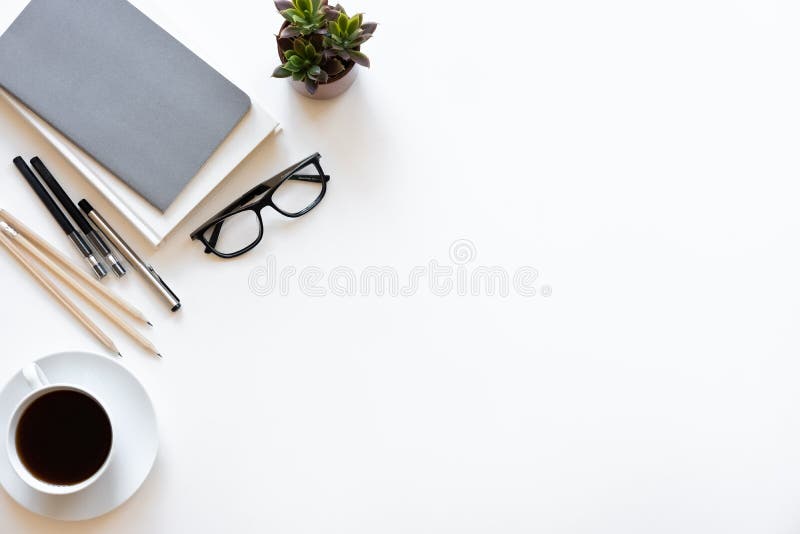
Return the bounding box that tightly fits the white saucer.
[0,351,158,521]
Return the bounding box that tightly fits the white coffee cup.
[6,363,114,495]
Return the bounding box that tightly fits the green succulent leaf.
[304,78,318,94]
[278,0,327,35]
[336,12,348,31]
[273,37,327,87]
[346,14,361,35]
[348,50,370,68]
[316,70,329,83]
[319,8,377,66]
[279,25,301,39]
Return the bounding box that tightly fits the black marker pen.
[30,157,126,277]
[12,157,107,279]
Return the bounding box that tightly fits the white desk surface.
[1,1,799,532]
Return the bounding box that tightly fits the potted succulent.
[272,0,377,99]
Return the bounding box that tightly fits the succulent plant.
[272,38,330,95]
[273,1,377,95]
[275,0,328,37]
[323,8,376,67]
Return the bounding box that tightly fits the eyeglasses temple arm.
[288,174,330,183]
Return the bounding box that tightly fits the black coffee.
[15,390,112,486]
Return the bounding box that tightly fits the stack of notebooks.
[0,0,279,246]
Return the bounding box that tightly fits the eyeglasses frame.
[190,153,329,258]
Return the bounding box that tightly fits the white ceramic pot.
[291,64,359,100]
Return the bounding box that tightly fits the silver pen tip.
[110,261,126,277]
[88,255,108,279]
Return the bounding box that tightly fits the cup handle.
[22,363,49,390]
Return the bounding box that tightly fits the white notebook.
[0,0,279,247]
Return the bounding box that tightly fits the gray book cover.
[0,0,252,212]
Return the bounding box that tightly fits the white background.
[1,0,800,532]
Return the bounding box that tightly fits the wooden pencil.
[0,209,151,326]
[1,222,161,357]
[0,230,121,357]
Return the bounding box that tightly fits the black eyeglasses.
[190,153,329,258]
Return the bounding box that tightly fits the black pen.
[30,157,126,278]
[12,157,107,279]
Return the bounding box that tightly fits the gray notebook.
[0,0,252,211]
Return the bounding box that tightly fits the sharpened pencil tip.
[146,321,153,327]
[156,353,163,359]
[117,352,123,358]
